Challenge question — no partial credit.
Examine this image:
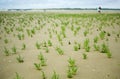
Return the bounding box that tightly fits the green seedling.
[41,59,47,66]
[94,36,99,43]
[99,31,105,40]
[12,46,17,54]
[41,71,47,79]
[21,43,26,50]
[16,55,24,63]
[34,63,42,70]
[94,44,100,51]
[4,47,9,56]
[14,72,23,79]
[101,43,110,53]
[4,39,8,44]
[38,53,45,60]
[36,42,41,49]
[107,52,112,58]
[56,47,64,55]
[84,30,89,36]
[68,57,76,67]
[45,47,49,53]
[67,68,73,78]
[84,38,90,52]
[82,53,87,59]
[71,66,78,75]
[51,71,59,79]
[48,40,52,46]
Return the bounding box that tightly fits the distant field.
[0,12,120,79]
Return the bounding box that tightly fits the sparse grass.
[34,63,42,70]
[21,43,26,50]
[14,72,23,79]
[100,43,112,58]
[51,71,59,79]
[4,47,10,56]
[4,38,8,44]
[16,55,24,63]
[68,57,76,67]
[56,47,64,55]
[94,36,99,43]
[12,46,17,54]
[48,40,52,46]
[84,30,89,36]
[35,42,41,49]
[73,43,80,51]
[84,38,90,52]
[82,53,87,59]
[94,44,100,51]
[99,31,105,40]
[41,71,47,79]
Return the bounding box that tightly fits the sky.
[0,0,120,9]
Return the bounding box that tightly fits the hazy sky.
[0,0,120,9]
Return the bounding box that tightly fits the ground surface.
[0,11,120,79]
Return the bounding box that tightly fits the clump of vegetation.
[94,44,100,51]
[68,57,76,67]
[100,43,112,58]
[67,57,78,78]
[84,38,90,52]
[14,72,23,79]
[41,71,47,79]
[4,47,10,56]
[34,63,42,70]
[45,47,49,53]
[82,53,87,59]
[35,42,41,49]
[56,47,64,55]
[51,71,59,79]
[4,38,8,44]
[94,36,99,43]
[21,43,26,50]
[84,30,89,36]
[48,40,52,46]
[99,31,105,40]
[12,46,17,54]
[38,53,47,66]
[16,55,24,63]
[73,43,81,51]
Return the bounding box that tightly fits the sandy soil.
[0,11,120,79]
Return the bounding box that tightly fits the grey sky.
[0,0,120,9]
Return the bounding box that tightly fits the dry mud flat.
[0,12,120,79]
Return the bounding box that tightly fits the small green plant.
[101,43,110,53]
[12,46,17,54]
[21,43,26,50]
[16,55,24,63]
[82,53,87,59]
[51,71,59,79]
[74,43,81,51]
[99,31,105,40]
[4,38,8,44]
[100,43,112,58]
[4,47,9,56]
[41,59,47,66]
[38,53,45,60]
[14,72,23,79]
[70,66,78,75]
[107,52,112,58]
[43,41,47,47]
[94,44,100,51]
[56,47,64,55]
[67,68,73,78]
[41,71,47,79]
[84,30,89,36]
[48,40,52,46]
[68,57,76,67]
[34,63,42,70]
[36,42,41,49]
[84,38,90,52]
[17,34,22,40]
[45,47,49,53]
[94,36,99,43]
